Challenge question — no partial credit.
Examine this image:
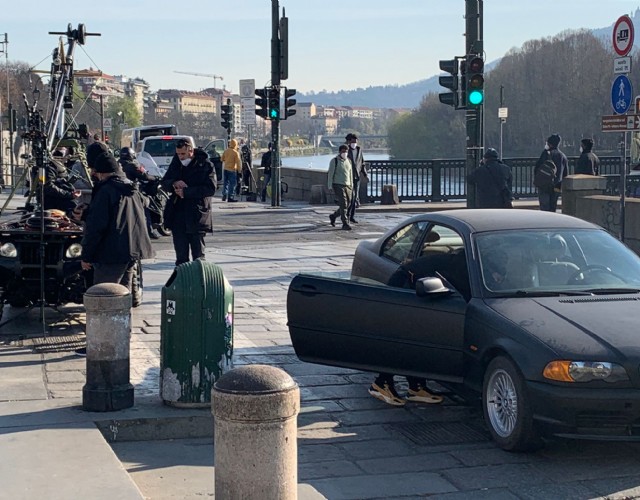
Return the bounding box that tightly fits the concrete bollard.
[212,364,300,499]
[309,184,327,205]
[82,283,134,412]
[381,184,399,205]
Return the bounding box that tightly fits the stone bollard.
[82,283,134,412]
[381,184,399,205]
[212,365,300,499]
[309,184,327,204]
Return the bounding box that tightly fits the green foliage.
[390,29,622,158]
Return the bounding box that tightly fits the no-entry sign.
[613,15,635,56]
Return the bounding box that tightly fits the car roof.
[403,209,600,234]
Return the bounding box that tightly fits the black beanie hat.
[581,138,594,151]
[86,142,118,173]
[483,148,499,160]
[547,134,561,148]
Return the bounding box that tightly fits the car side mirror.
[415,277,451,297]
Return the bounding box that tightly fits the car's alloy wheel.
[482,356,540,451]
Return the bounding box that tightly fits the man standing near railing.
[345,133,368,224]
[535,134,567,212]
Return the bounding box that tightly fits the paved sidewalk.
[1,197,639,500]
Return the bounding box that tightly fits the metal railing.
[365,156,630,202]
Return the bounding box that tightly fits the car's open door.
[287,273,466,383]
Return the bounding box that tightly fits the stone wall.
[562,175,640,254]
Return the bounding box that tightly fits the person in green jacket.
[327,145,353,230]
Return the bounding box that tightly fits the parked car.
[287,209,640,451]
[136,135,195,176]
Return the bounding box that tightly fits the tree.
[106,96,141,148]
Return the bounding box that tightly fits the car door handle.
[297,284,320,296]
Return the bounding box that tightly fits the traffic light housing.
[438,58,459,108]
[284,88,296,119]
[255,88,268,119]
[220,99,232,133]
[466,55,484,107]
[268,87,280,121]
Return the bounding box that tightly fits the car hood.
[487,296,640,361]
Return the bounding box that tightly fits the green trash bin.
[160,260,234,407]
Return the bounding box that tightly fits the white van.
[136,135,196,176]
[121,124,178,151]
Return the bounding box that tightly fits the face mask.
[339,152,347,160]
[580,147,583,153]
[181,158,191,166]
[349,143,357,149]
[544,144,550,151]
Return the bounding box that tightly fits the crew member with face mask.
[327,144,354,230]
[161,139,217,266]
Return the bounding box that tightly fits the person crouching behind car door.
[80,142,154,289]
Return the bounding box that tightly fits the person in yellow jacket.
[221,139,242,202]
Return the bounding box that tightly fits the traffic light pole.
[270,0,281,207]
[465,0,483,209]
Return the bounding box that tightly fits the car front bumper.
[528,381,640,440]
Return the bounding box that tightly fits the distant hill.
[300,9,640,109]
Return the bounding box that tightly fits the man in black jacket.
[535,134,568,212]
[260,142,272,202]
[161,139,217,266]
[467,148,513,208]
[80,144,154,289]
[575,138,600,176]
[345,133,368,223]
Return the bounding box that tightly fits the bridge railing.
[365,156,629,202]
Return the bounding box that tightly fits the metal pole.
[270,0,281,207]
[0,94,4,188]
[99,94,105,141]
[499,85,504,160]
[620,134,627,242]
[465,0,483,208]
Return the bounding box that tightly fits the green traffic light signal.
[268,88,280,120]
[466,55,484,108]
[468,89,483,106]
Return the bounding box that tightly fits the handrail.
[365,156,630,202]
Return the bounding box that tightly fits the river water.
[281,152,389,171]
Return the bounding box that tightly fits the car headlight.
[543,360,629,383]
[65,243,82,259]
[0,242,17,258]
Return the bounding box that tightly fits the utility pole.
[1,33,12,187]
[99,93,105,141]
[465,0,483,208]
[270,0,282,207]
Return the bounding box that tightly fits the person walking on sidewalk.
[534,134,567,212]
[161,139,217,266]
[345,133,368,224]
[221,139,242,203]
[327,145,353,231]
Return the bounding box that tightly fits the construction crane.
[173,70,224,88]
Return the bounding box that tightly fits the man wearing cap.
[345,133,368,223]
[535,134,568,212]
[467,148,513,208]
[80,142,154,289]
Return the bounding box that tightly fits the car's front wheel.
[482,356,540,451]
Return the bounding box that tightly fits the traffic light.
[255,88,269,119]
[220,99,232,133]
[268,87,280,121]
[284,88,296,119]
[466,55,484,107]
[459,58,467,108]
[438,58,459,108]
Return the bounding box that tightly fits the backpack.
[534,152,557,189]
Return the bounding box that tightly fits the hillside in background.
[300,9,640,109]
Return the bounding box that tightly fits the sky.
[2,0,639,95]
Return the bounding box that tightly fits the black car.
[288,209,640,450]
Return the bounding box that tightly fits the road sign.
[613,15,634,56]
[614,56,632,74]
[498,107,508,119]
[601,114,640,132]
[239,79,256,126]
[611,74,633,114]
[103,117,112,131]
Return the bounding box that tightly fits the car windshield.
[143,138,185,157]
[475,229,640,295]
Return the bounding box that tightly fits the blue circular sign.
[612,75,633,114]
